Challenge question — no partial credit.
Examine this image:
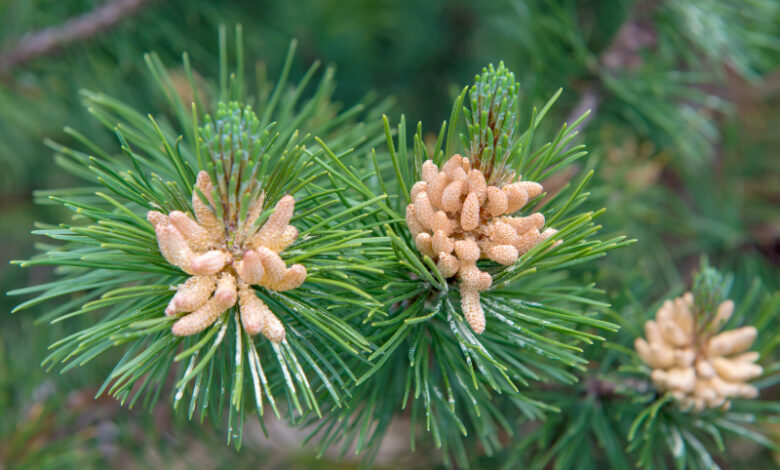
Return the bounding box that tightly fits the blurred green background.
[1,0,777,468]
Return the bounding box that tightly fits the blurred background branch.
[565,0,660,128]
[0,0,156,73]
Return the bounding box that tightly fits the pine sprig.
[625,267,779,469]
[501,265,779,470]
[306,64,631,467]
[9,27,389,445]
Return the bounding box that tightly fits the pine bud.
[441,180,465,213]
[442,154,464,176]
[265,225,298,253]
[634,338,675,369]
[431,211,454,235]
[514,181,543,199]
[143,106,308,342]
[460,193,480,231]
[454,239,480,263]
[238,283,265,336]
[242,192,265,236]
[429,172,447,208]
[414,193,436,230]
[514,229,544,254]
[410,181,428,201]
[657,301,692,347]
[711,357,763,382]
[421,160,438,184]
[467,169,487,203]
[712,299,734,331]
[505,213,544,235]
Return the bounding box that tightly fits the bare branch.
[0,0,158,73]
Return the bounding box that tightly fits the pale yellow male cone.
[405,155,560,334]
[635,293,762,411]
[151,172,306,343]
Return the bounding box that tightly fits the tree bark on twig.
[0,0,158,73]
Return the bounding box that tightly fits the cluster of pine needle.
[3,1,779,468]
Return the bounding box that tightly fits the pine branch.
[302,63,632,467]
[0,0,157,73]
[504,263,780,470]
[9,27,390,446]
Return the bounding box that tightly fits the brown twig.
[0,0,158,73]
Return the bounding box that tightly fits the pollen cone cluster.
[406,154,559,334]
[149,171,306,342]
[635,293,762,411]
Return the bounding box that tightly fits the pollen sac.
[635,292,762,411]
[405,154,561,334]
[150,178,305,343]
[165,275,216,316]
[151,104,310,343]
[171,272,237,336]
[237,281,285,342]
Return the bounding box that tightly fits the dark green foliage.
[2,0,778,468]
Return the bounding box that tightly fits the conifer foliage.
[8,17,779,470]
[10,30,391,446]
